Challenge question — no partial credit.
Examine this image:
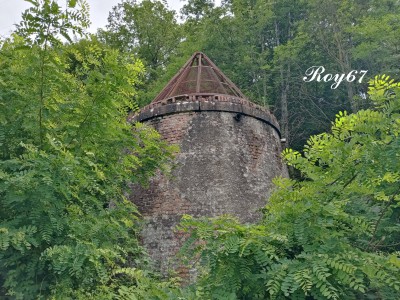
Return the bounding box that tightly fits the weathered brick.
[128,110,288,275]
[127,52,289,276]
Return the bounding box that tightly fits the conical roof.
[152,52,247,103]
[131,51,281,138]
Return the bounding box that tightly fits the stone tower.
[129,52,288,272]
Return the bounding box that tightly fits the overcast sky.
[0,0,185,36]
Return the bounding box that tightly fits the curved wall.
[129,106,288,272]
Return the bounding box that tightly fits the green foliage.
[3,0,400,298]
[95,0,400,148]
[98,0,182,81]
[97,0,183,107]
[179,76,400,299]
[181,0,214,20]
[135,0,400,148]
[351,4,400,78]
[0,1,177,298]
[16,0,90,46]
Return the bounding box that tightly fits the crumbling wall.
[129,110,288,272]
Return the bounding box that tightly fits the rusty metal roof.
[152,52,247,103]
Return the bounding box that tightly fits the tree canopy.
[179,75,400,299]
[101,0,400,149]
[1,0,400,299]
[0,0,177,298]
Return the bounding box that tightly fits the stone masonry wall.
[129,111,288,273]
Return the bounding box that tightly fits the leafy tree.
[150,0,399,150]
[99,0,182,81]
[351,2,400,79]
[179,75,400,299]
[181,0,215,21]
[15,0,90,46]
[0,1,177,298]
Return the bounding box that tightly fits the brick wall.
[129,110,288,274]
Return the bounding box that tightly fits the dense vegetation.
[179,75,400,299]
[0,0,399,299]
[100,0,400,149]
[0,0,177,298]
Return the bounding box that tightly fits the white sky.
[0,0,185,37]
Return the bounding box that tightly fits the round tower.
[129,52,288,272]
